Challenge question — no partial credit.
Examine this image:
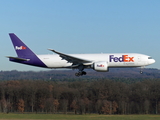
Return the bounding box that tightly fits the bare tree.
[17,99,25,113]
[70,99,78,114]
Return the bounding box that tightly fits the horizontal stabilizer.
[6,56,30,61]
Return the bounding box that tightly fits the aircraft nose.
[150,59,155,64]
[152,59,156,64]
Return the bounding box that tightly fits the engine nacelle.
[92,61,109,72]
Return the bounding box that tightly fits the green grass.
[0,114,160,120]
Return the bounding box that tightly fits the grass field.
[0,114,160,120]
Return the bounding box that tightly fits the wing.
[48,49,93,66]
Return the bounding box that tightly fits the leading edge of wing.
[48,49,93,65]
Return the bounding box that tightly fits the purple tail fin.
[9,33,36,58]
[9,33,47,68]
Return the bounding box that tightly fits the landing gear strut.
[140,66,145,74]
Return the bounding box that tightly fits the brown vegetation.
[0,78,160,114]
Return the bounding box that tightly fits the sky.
[0,0,160,71]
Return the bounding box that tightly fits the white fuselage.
[37,53,155,68]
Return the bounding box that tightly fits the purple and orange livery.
[109,55,134,62]
[9,33,47,67]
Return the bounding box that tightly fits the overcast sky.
[0,0,160,71]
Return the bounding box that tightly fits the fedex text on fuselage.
[109,55,134,62]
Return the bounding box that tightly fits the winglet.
[48,49,62,55]
[48,49,55,52]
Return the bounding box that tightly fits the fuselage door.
[138,56,141,62]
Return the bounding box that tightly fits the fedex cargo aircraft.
[7,33,155,76]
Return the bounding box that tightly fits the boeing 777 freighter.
[7,33,155,76]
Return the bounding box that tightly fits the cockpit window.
[148,57,152,59]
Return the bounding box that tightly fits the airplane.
[7,33,155,76]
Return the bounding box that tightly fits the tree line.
[0,78,160,114]
[0,68,159,81]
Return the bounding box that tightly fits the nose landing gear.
[140,66,145,74]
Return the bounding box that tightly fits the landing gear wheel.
[75,73,80,77]
[75,71,87,76]
[82,71,86,75]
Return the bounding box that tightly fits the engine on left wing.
[92,61,109,72]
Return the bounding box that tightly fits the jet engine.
[92,61,109,72]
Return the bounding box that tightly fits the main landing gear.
[75,71,87,77]
[75,65,87,77]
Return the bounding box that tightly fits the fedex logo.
[15,46,26,50]
[110,55,134,62]
[97,64,104,67]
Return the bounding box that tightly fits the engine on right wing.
[92,61,109,72]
